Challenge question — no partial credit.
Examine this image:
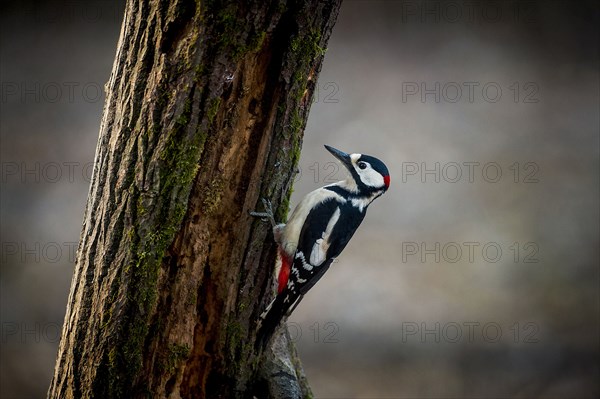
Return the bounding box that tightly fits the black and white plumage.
[252,145,390,349]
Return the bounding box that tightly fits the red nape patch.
[384,175,391,188]
[278,254,291,294]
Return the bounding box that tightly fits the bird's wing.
[297,198,342,267]
[288,198,359,296]
[284,197,366,296]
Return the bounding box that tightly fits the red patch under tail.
[277,249,291,294]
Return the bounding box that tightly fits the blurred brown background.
[1,1,598,398]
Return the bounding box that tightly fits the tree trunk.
[48,0,342,398]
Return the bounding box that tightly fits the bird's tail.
[255,294,289,350]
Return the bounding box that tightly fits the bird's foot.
[249,198,277,228]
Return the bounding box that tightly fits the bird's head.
[325,145,390,194]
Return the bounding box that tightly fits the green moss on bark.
[202,177,224,215]
[107,94,208,395]
[163,343,191,373]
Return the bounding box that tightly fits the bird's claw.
[249,198,277,227]
[261,198,273,215]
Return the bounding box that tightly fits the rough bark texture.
[48,0,342,398]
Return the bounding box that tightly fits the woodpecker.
[251,145,390,349]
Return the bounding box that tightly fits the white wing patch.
[309,207,341,266]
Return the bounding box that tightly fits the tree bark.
[48,0,341,398]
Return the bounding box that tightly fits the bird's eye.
[358,162,367,170]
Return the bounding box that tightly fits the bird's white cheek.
[360,170,384,188]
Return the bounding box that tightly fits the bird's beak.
[324,145,353,170]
